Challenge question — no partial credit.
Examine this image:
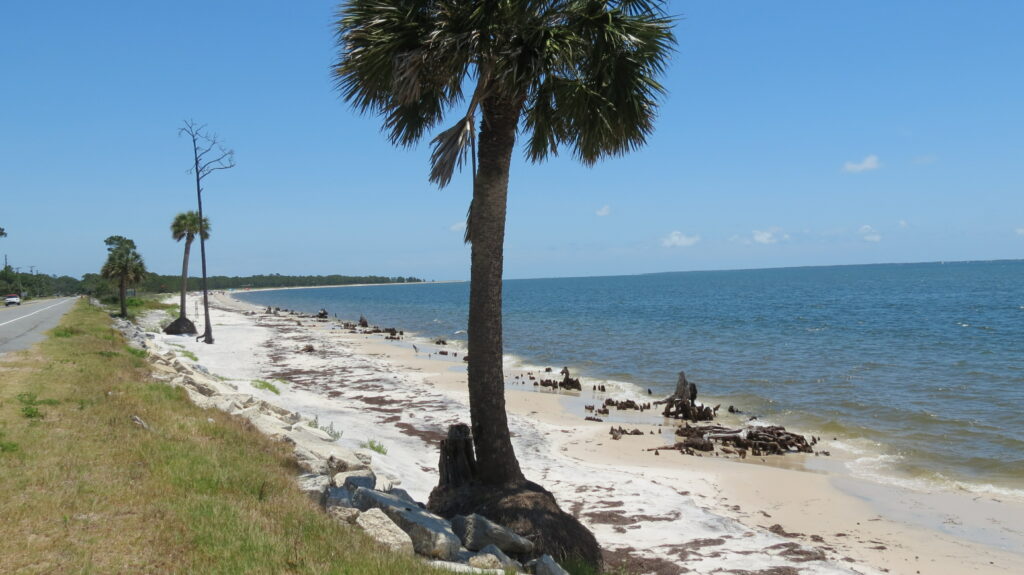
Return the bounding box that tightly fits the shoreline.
[148,291,1024,574]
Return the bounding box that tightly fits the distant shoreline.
[227,279,465,294]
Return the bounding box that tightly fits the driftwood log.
[658,371,716,421]
[656,423,820,457]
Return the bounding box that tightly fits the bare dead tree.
[180,120,235,344]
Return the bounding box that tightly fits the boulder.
[296,473,330,507]
[327,506,360,525]
[355,508,414,556]
[467,554,503,570]
[451,513,534,554]
[387,487,423,508]
[473,544,520,571]
[293,443,366,475]
[326,487,354,509]
[333,469,376,492]
[422,560,506,574]
[352,487,461,560]
[288,424,335,443]
[183,375,218,397]
[533,554,569,575]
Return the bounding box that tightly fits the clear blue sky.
[2,1,1021,281]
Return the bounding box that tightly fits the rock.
[288,424,335,443]
[327,506,360,525]
[333,469,376,492]
[451,513,535,554]
[387,487,423,508]
[296,473,330,507]
[355,508,414,556]
[293,443,366,475]
[352,487,461,560]
[534,554,570,575]
[326,486,354,509]
[183,375,218,397]
[473,544,520,570]
[467,553,503,570]
[423,560,506,574]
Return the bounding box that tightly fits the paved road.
[0,297,79,356]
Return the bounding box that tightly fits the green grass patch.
[0,300,452,574]
[125,346,147,359]
[252,380,280,395]
[180,350,198,362]
[52,326,79,338]
[361,439,388,455]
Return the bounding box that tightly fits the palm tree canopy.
[101,245,147,286]
[171,211,211,242]
[333,0,675,188]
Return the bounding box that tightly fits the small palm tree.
[334,0,674,567]
[165,211,210,335]
[101,238,147,318]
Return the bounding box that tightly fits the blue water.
[235,260,1024,495]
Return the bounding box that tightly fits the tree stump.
[163,316,197,336]
[437,423,478,489]
[660,371,715,421]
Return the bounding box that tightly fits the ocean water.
[235,260,1024,497]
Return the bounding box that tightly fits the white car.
[4,294,21,306]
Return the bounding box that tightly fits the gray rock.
[296,473,329,507]
[423,560,506,574]
[326,486,354,509]
[352,487,461,560]
[467,553,503,570]
[386,487,423,508]
[355,508,414,555]
[534,554,569,575]
[327,506,360,525]
[475,544,520,570]
[333,469,376,492]
[452,513,535,554]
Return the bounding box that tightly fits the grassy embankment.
[0,300,450,574]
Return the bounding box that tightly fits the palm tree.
[101,237,147,318]
[334,0,674,565]
[165,211,210,335]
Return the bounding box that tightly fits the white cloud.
[662,231,700,248]
[751,227,790,245]
[449,221,466,232]
[596,205,611,217]
[898,219,909,229]
[843,154,881,173]
[1016,228,1024,236]
[859,224,882,242]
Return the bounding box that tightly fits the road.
[0,297,79,356]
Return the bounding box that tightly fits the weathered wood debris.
[643,423,823,457]
[609,426,645,440]
[655,371,718,421]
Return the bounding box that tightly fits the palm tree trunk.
[179,236,193,319]
[466,96,525,486]
[119,277,127,318]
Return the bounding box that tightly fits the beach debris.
[585,416,603,422]
[652,422,817,457]
[656,371,716,421]
[609,426,645,440]
[316,308,329,319]
[435,338,447,346]
[358,315,369,328]
[603,398,652,412]
[301,343,315,353]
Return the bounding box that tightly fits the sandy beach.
[144,291,1024,575]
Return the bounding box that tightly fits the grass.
[0,300,452,574]
[252,379,280,395]
[180,349,199,362]
[361,439,388,455]
[308,415,343,441]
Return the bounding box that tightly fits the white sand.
[149,292,1024,575]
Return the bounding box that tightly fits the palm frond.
[428,115,475,188]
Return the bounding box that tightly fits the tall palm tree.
[334,1,673,482]
[101,239,147,318]
[165,211,210,335]
[334,1,673,565]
